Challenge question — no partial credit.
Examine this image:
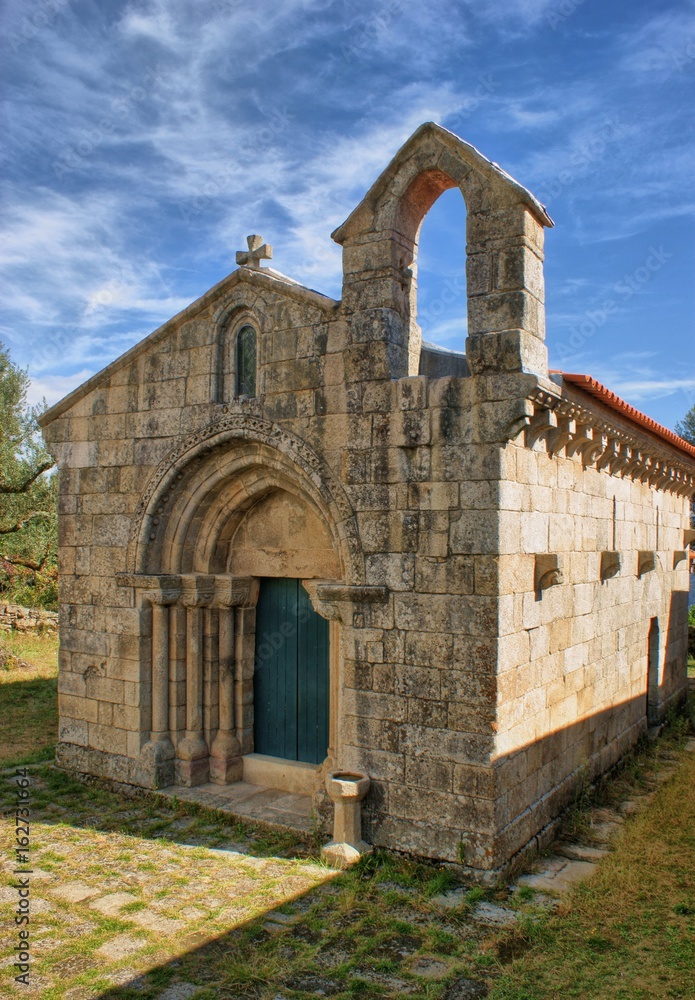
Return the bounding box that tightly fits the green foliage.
[675,403,695,446]
[0,342,57,609]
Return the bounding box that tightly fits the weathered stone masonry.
[41,123,695,878]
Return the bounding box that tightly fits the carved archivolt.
[525,387,695,497]
[128,413,364,583]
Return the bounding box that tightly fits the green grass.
[489,746,695,1000]
[0,630,58,766]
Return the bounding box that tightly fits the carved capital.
[179,574,216,607]
[144,589,181,607]
[212,576,258,608]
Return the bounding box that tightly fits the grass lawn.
[0,630,58,767]
[489,742,695,1000]
[0,632,693,999]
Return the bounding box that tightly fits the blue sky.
[1,0,694,430]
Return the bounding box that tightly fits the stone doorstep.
[156,780,314,835]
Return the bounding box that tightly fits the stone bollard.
[321,770,372,868]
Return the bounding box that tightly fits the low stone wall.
[0,604,59,635]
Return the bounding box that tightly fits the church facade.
[41,123,695,878]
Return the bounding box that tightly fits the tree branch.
[0,545,52,572]
[0,511,53,536]
[0,460,54,495]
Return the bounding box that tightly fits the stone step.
[554,841,610,862]
[157,780,314,835]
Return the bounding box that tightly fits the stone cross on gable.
[236,234,273,270]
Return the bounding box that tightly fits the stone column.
[139,586,180,789]
[150,597,175,752]
[176,575,215,787]
[209,577,255,783]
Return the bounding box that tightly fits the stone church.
[41,123,695,878]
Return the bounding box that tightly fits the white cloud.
[27,369,94,408]
[603,378,695,402]
[619,3,695,75]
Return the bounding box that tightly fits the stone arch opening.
[213,303,263,404]
[413,185,468,365]
[128,423,358,792]
[235,324,257,398]
[385,166,472,376]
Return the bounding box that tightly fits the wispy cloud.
[26,369,95,408]
[0,0,693,433]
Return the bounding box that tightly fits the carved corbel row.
[525,396,695,496]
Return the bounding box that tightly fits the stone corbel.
[565,423,593,460]
[580,431,608,468]
[502,398,535,441]
[637,456,654,485]
[596,437,620,473]
[608,442,631,476]
[673,551,688,569]
[547,416,576,457]
[535,554,564,592]
[600,551,621,581]
[525,407,557,450]
[646,460,668,489]
[302,581,389,625]
[637,551,656,578]
[679,476,695,497]
[684,529,695,547]
[621,449,645,479]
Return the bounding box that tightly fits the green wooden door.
[254,578,329,765]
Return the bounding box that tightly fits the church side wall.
[492,431,691,868]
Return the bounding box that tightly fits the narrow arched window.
[235,325,257,397]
